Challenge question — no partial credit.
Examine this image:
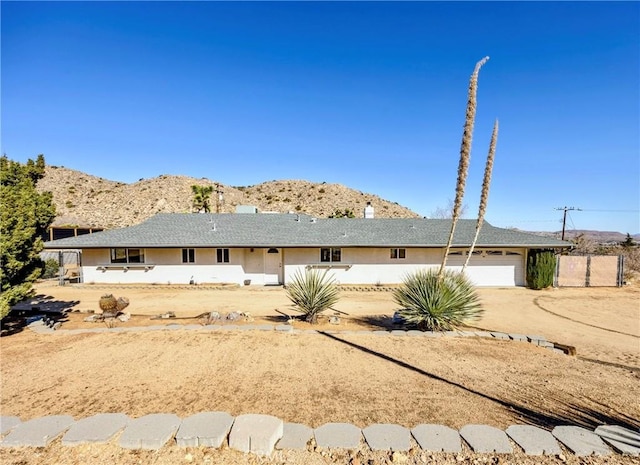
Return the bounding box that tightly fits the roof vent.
[310,218,317,223]
[364,202,374,219]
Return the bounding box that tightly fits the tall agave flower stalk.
[439,56,490,280]
[463,119,499,271]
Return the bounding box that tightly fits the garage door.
[446,250,525,287]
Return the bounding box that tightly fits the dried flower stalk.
[463,119,498,271]
[439,56,489,279]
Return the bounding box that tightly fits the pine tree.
[1,155,56,319]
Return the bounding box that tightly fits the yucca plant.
[439,56,489,278]
[394,268,482,331]
[463,119,499,271]
[285,268,340,324]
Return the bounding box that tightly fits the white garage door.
[446,250,525,287]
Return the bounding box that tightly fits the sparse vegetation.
[285,268,340,324]
[394,268,482,330]
[329,209,355,218]
[42,258,60,279]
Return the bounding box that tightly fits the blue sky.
[2,1,639,234]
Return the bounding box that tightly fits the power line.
[579,209,639,213]
[555,206,581,241]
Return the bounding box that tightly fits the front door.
[264,248,281,285]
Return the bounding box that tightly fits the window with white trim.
[320,248,341,262]
[390,248,406,259]
[182,248,195,263]
[216,248,230,263]
[110,248,145,264]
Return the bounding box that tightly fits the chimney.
[364,202,374,219]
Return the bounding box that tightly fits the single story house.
[43,211,571,287]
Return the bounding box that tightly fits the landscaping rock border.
[1,413,638,458]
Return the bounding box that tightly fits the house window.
[390,248,406,259]
[182,248,195,263]
[110,248,145,264]
[216,248,230,263]
[320,248,341,262]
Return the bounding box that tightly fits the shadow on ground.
[319,331,640,431]
[1,295,79,338]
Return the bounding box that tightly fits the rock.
[329,316,340,325]
[226,312,241,321]
[118,312,131,322]
[391,451,408,463]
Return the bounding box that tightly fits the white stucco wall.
[283,247,443,285]
[81,248,250,285]
[78,246,527,287]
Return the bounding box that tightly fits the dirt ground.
[1,282,639,465]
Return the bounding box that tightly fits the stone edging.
[1,412,637,457]
[26,320,570,354]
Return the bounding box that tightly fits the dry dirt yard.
[1,282,638,465]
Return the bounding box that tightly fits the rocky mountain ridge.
[37,165,420,229]
[37,166,638,244]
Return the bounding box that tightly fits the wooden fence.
[555,255,624,287]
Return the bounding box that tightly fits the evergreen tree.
[621,233,636,248]
[1,155,56,319]
[526,250,556,290]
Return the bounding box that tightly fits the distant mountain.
[519,229,640,245]
[37,166,638,243]
[37,165,420,229]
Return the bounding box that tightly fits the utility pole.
[555,206,581,240]
[215,183,224,214]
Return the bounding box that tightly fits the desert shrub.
[394,268,482,331]
[41,259,60,279]
[526,250,556,290]
[285,268,340,324]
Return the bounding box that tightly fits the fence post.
[618,254,624,287]
[58,251,65,286]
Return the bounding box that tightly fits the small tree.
[429,199,468,219]
[526,250,556,290]
[285,268,340,324]
[191,185,213,213]
[329,209,355,218]
[621,233,636,248]
[1,154,56,319]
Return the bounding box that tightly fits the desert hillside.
[38,165,420,229]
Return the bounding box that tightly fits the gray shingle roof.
[43,213,572,249]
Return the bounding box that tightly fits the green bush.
[394,268,482,331]
[42,258,60,279]
[526,250,556,290]
[285,268,340,324]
